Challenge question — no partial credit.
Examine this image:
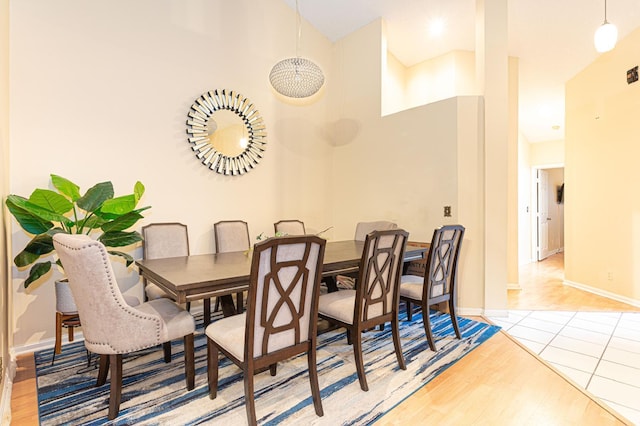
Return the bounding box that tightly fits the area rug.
[35,310,500,425]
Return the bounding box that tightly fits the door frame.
[530,163,564,263]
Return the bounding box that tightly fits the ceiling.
[282,0,640,143]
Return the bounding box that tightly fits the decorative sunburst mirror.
[186,90,266,175]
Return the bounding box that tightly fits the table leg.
[323,276,339,293]
[219,295,237,317]
[203,299,211,327]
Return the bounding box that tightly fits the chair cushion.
[136,299,195,342]
[145,283,171,301]
[205,313,247,361]
[318,290,356,324]
[123,294,140,307]
[399,277,423,301]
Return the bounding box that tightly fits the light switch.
[444,206,452,217]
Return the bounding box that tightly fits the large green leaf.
[77,181,113,213]
[6,195,74,227]
[134,181,145,203]
[14,249,40,268]
[22,233,54,255]
[51,174,81,201]
[79,214,107,231]
[29,188,73,214]
[101,211,143,233]
[108,250,135,267]
[5,197,53,235]
[24,262,53,288]
[99,230,143,247]
[101,193,137,215]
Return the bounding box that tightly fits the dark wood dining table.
[136,240,427,325]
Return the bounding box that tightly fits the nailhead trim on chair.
[58,239,163,354]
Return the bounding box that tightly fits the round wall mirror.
[186,90,266,175]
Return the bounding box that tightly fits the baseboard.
[0,352,17,425]
[564,279,640,308]
[457,307,484,316]
[482,308,510,317]
[507,282,522,290]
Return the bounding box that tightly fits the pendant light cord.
[604,0,609,23]
[295,0,301,59]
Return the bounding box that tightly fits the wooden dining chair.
[400,224,465,351]
[205,235,326,425]
[53,233,195,420]
[336,220,399,290]
[274,219,306,235]
[214,220,251,315]
[318,229,408,391]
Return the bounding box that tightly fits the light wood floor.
[10,253,640,425]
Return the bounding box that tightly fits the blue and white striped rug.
[35,310,500,425]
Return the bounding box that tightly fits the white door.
[537,169,552,260]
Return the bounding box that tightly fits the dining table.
[136,239,427,326]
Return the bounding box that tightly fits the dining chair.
[399,224,465,351]
[53,233,195,420]
[274,219,306,235]
[205,235,326,425]
[142,222,201,358]
[214,220,251,315]
[336,220,399,290]
[318,229,408,391]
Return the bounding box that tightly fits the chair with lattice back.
[205,235,326,425]
[400,224,465,351]
[318,229,408,391]
[213,220,251,315]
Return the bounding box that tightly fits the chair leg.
[54,312,63,355]
[207,339,219,399]
[269,363,277,376]
[346,329,352,345]
[68,324,75,342]
[184,334,195,390]
[244,367,257,426]
[423,305,437,351]
[204,298,211,327]
[307,344,324,417]
[449,299,461,339]
[108,354,122,420]
[97,354,110,386]
[163,342,172,363]
[406,301,413,321]
[352,327,368,391]
[391,317,406,370]
[236,291,244,314]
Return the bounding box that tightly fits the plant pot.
[55,279,78,314]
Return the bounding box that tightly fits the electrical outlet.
[444,206,452,217]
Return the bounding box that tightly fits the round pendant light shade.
[594,0,617,53]
[594,22,618,52]
[269,57,325,98]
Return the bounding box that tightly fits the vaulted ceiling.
[283,0,640,143]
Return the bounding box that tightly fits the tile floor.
[488,310,640,424]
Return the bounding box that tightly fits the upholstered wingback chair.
[53,233,195,420]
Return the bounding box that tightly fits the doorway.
[533,167,564,262]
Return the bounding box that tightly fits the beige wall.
[7,0,518,351]
[530,139,565,166]
[565,26,640,301]
[1,0,10,407]
[8,0,335,351]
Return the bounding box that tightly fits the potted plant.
[5,174,150,288]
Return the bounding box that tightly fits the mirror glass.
[206,110,248,158]
[186,90,267,175]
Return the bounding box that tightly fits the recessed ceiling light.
[428,18,445,37]
[552,125,561,130]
